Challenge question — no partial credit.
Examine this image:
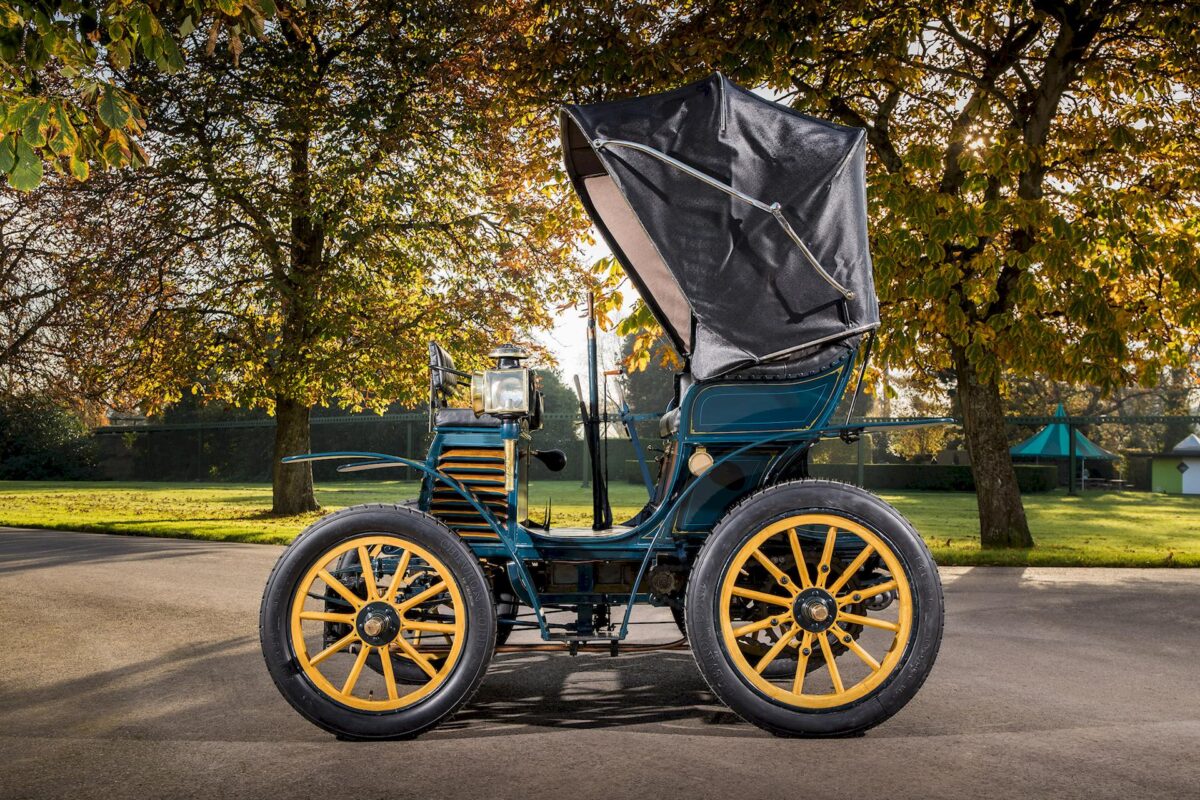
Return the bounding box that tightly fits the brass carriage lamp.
[470,344,531,417]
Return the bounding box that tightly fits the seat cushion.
[435,408,502,428]
[659,407,681,437]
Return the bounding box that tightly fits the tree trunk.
[272,396,318,515]
[953,347,1033,549]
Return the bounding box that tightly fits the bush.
[0,395,97,480]
[810,463,1058,493]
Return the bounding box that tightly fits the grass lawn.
[1,480,1197,566]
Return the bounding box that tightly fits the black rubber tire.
[685,480,943,737]
[260,503,496,740]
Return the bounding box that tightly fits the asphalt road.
[1,527,1199,800]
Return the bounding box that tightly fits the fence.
[92,411,1200,494]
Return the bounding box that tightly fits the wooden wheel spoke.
[377,645,399,701]
[318,569,364,610]
[787,528,813,589]
[817,631,845,694]
[755,625,799,674]
[816,525,837,588]
[398,580,449,614]
[831,624,881,672]
[827,544,875,596]
[837,579,897,606]
[310,630,357,667]
[732,615,784,638]
[403,619,457,634]
[299,611,356,624]
[750,548,798,596]
[357,546,379,600]
[792,631,814,695]
[393,636,439,679]
[731,586,793,607]
[837,610,900,633]
[383,549,413,603]
[341,644,371,695]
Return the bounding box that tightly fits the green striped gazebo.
[1010,404,1117,487]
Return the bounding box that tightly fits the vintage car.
[259,74,944,739]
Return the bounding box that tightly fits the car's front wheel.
[259,504,496,740]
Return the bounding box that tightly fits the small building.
[1010,404,1119,486]
[1151,434,1200,495]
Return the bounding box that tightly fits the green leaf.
[69,153,89,181]
[102,129,131,165]
[97,86,131,129]
[179,15,195,37]
[48,104,78,156]
[108,38,132,70]
[0,134,15,173]
[25,30,48,70]
[21,100,49,147]
[9,138,43,190]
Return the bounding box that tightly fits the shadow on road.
[0,529,235,576]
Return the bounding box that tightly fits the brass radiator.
[429,446,507,539]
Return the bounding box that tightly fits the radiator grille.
[430,446,506,538]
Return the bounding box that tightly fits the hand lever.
[531,449,567,472]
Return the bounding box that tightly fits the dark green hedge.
[0,395,97,480]
[810,463,1058,493]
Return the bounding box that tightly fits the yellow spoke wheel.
[685,481,942,737]
[718,514,913,710]
[289,534,466,711]
[261,504,496,739]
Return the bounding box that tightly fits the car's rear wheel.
[686,480,942,737]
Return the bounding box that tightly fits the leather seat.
[659,407,681,437]
[435,408,502,428]
[658,373,692,437]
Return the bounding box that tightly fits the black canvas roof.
[561,73,879,380]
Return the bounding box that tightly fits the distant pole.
[405,422,413,481]
[581,438,589,487]
[856,434,865,487]
[1068,421,1077,495]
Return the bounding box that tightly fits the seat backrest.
[428,342,458,407]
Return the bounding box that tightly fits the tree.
[0,174,168,412]
[619,333,676,416]
[0,0,274,190]
[115,1,585,513]
[533,367,579,445]
[518,0,1200,547]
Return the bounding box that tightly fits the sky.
[532,240,633,385]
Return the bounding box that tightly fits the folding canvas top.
[561,73,879,380]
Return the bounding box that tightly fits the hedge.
[810,463,1058,493]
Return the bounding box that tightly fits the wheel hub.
[355,601,401,646]
[792,587,837,633]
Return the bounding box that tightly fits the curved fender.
[281,452,509,542]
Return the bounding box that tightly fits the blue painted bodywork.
[285,348,948,642]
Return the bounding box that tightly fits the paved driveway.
[1,527,1198,799]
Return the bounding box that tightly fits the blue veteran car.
[259,74,944,740]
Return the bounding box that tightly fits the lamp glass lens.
[485,369,529,414]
